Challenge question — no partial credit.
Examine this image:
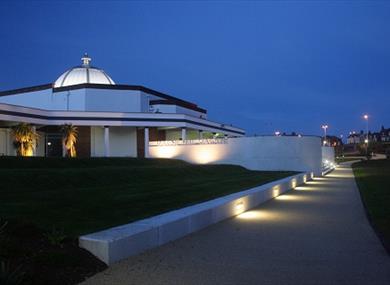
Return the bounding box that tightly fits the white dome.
[54,54,115,88]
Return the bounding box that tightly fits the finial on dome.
[81,53,91,67]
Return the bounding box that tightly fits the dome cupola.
[54,53,115,88]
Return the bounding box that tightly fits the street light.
[321,125,328,146]
[363,114,369,156]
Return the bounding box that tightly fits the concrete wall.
[0,89,85,110]
[35,131,45,157]
[0,89,145,113]
[80,172,312,265]
[322,146,335,173]
[322,146,335,164]
[49,89,86,110]
[0,89,202,117]
[109,127,137,157]
[91,126,137,157]
[0,128,14,156]
[149,136,322,176]
[85,89,145,112]
[90,127,104,156]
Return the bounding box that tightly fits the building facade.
[347,127,390,145]
[0,54,244,157]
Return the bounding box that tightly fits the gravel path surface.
[81,163,390,285]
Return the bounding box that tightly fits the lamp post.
[363,114,369,157]
[321,125,328,146]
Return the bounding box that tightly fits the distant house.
[347,131,363,144]
[347,126,390,145]
[373,126,390,143]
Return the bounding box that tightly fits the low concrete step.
[79,172,312,265]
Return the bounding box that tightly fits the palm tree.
[12,123,39,156]
[61,124,78,157]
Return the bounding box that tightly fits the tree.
[61,124,78,157]
[12,123,39,156]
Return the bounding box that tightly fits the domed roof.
[54,53,115,88]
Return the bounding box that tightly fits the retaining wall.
[79,172,312,265]
[149,136,322,176]
[322,146,335,174]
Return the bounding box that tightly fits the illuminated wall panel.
[149,136,323,175]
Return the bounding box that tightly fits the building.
[0,54,244,157]
[373,126,390,143]
[347,127,390,145]
[322,135,342,147]
[347,131,364,144]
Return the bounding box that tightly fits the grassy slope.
[0,157,295,237]
[352,159,390,251]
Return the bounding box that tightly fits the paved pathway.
[82,163,390,285]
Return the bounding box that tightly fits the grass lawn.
[0,157,296,284]
[352,159,390,252]
[0,157,295,237]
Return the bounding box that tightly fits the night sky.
[0,1,389,138]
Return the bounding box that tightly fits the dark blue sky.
[1,1,389,138]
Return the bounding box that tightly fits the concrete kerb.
[79,171,313,265]
[322,166,336,176]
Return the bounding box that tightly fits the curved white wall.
[321,146,335,172]
[0,128,14,156]
[149,136,322,175]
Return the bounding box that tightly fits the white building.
[0,54,244,157]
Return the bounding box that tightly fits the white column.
[199,130,203,140]
[144,127,149,158]
[181,128,187,140]
[62,144,66,157]
[104,126,110,157]
[32,126,37,157]
[61,125,67,157]
[5,128,11,156]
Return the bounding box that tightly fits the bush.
[0,261,25,285]
[0,220,7,236]
[44,227,67,247]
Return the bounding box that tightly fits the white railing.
[149,138,228,146]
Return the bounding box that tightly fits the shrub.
[44,227,67,247]
[0,220,7,236]
[0,261,25,285]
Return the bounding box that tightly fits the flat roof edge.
[0,83,207,114]
[0,83,53,97]
[52,83,203,109]
[0,103,245,135]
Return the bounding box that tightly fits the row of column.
[179,128,212,140]
[102,126,227,158]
